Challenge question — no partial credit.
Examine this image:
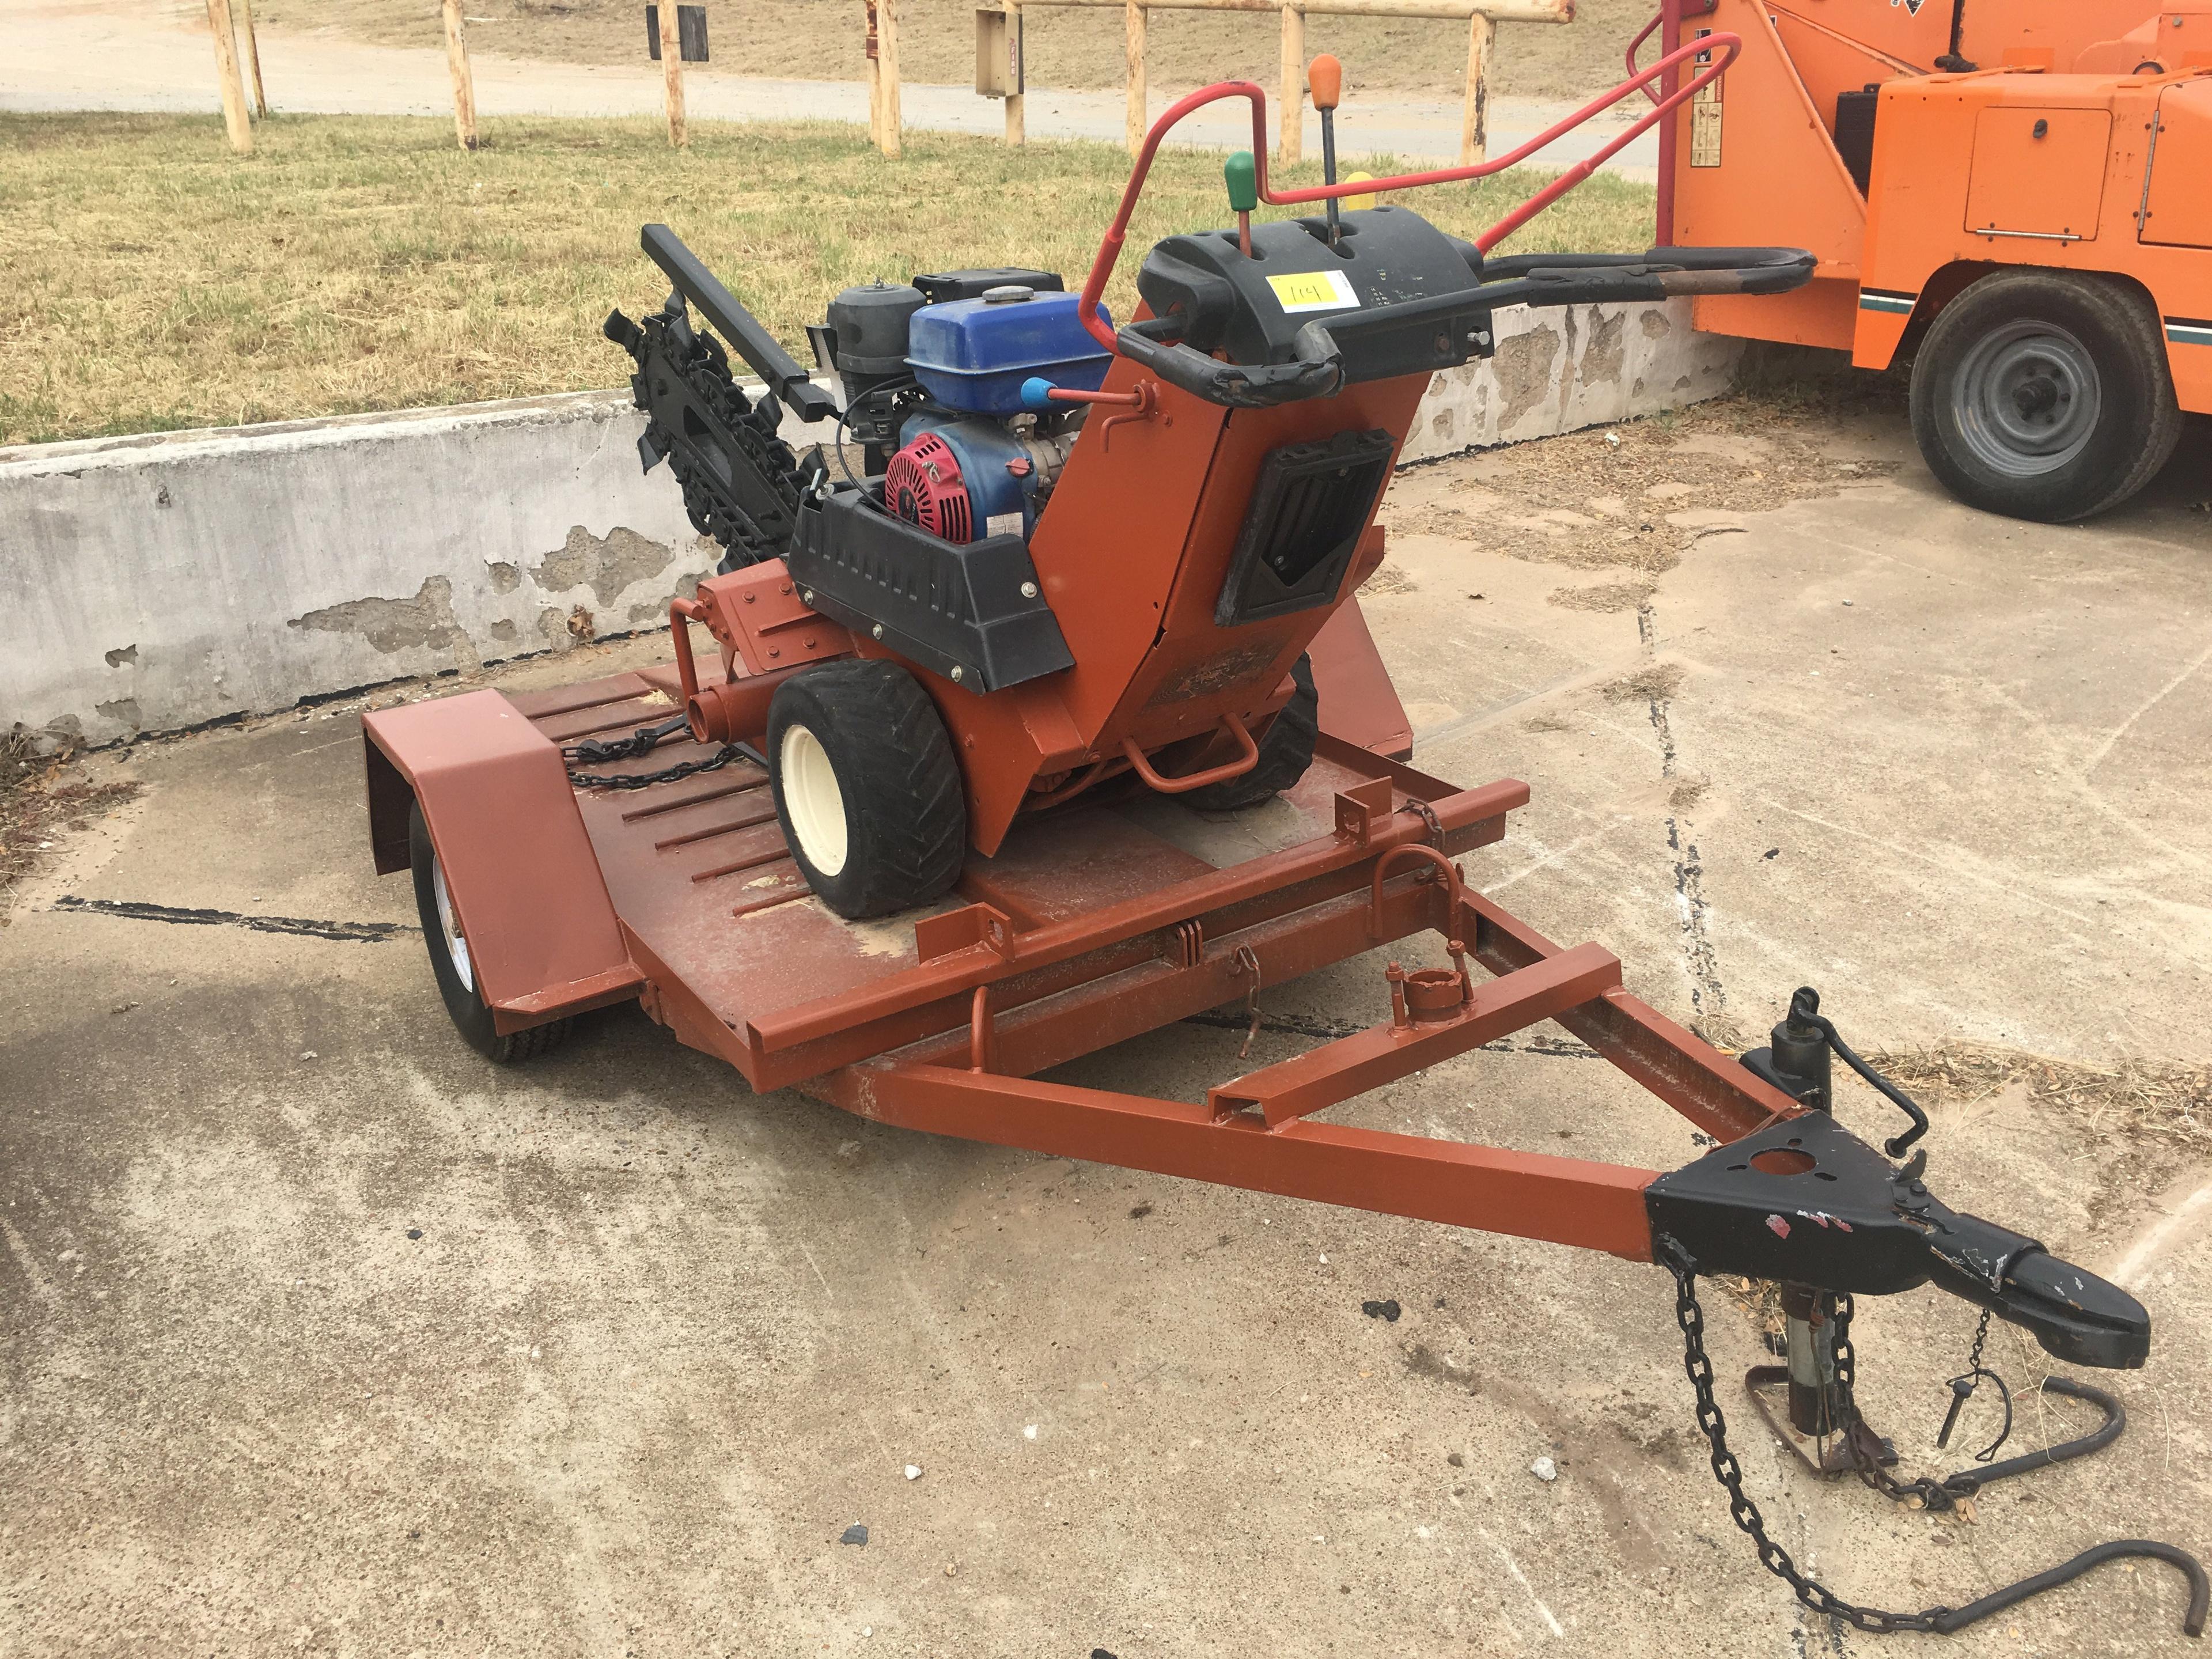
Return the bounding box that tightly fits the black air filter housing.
[911,268,1066,304]
[824,281,926,378]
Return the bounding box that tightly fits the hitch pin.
[1936,1376,1975,1452]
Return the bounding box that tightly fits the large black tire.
[767,660,967,920]
[1908,270,2181,524]
[408,802,571,1063]
[1183,654,1320,812]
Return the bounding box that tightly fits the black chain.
[1663,1247,2209,1638]
[664,330,805,571]
[562,715,763,792]
[1663,1247,1956,1634]
[1831,1294,1995,1512]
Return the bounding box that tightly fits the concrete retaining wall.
[1,299,1740,748]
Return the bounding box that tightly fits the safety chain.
[1662,1247,1956,1634]
[1663,1245,2209,1639]
[1831,1295,1998,1512]
[563,715,761,792]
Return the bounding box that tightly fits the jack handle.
[1786,985,1931,1155]
[1120,714,1259,795]
[1074,32,1743,354]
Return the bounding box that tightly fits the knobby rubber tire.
[767,659,968,919]
[1908,269,2181,524]
[407,801,572,1064]
[1183,655,1320,812]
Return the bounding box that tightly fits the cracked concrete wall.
[1,298,1733,745]
[0,391,776,748]
[1397,296,1741,465]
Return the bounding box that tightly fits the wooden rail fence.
[972,0,1573,164]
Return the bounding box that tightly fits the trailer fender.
[363,691,643,1028]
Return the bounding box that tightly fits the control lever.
[1309,55,1344,244]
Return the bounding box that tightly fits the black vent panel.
[1214,428,1396,627]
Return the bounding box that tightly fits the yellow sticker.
[1266,268,1361,313]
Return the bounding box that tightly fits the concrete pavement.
[3,394,2209,1655]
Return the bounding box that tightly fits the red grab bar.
[1075,32,1740,353]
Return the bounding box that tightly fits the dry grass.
[252,0,1649,103]
[0,734,139,911]
[1374,380,1900,613]
[1873,1044,2212,1162]
[1,111,1654,446]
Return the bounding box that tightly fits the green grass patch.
[0,111,1656,446]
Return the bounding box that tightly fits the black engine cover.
[1135,205,1491,386]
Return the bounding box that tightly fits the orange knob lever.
[1308,54,1343,112]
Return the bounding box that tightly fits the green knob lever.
[1224,150,1259,214]
[1225,150,1258,256]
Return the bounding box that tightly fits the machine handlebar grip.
[1113,323,1344,409]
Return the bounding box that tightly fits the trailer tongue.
[362,47,2204,1641]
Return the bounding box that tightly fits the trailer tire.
[1909,270,2181,523]
[767,659,967,920]
[408,802,572,1064]
[1183,654,1320,813]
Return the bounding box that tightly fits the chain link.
[563,717,763,793]
[1665,1249,1955,1634]
[1831,1294,1995,1511]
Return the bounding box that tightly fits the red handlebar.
[1074,32,1741,354]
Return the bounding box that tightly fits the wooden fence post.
[1005,0,1025,144]
[234,0,268,118]
[658,3,688,146]
[877,0,903,156]
[1460,10,1493,164]
[204,0,253,153]
[443,0,480,150]
[1277,2,1304,162]
[866,1,882,147]
[1125,2,1147,155]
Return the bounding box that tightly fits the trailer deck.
[354,655,1821,1270]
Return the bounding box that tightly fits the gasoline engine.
[606,257,1109,573]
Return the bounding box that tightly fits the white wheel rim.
[431,852,475,993]
[779,722,849,877]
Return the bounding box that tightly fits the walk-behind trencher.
[361,46,2206,1639]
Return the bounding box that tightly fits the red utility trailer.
[358,53,2200,1639]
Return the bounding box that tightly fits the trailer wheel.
[1183,654,1320,813]
[408,802,571,1064]
[1909,270,2181,523]
[767,660,967,920]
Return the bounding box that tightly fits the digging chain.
[1664,1247,1956,1635]
[652,325,805,571]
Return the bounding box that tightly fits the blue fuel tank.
[904,287,1113,416]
